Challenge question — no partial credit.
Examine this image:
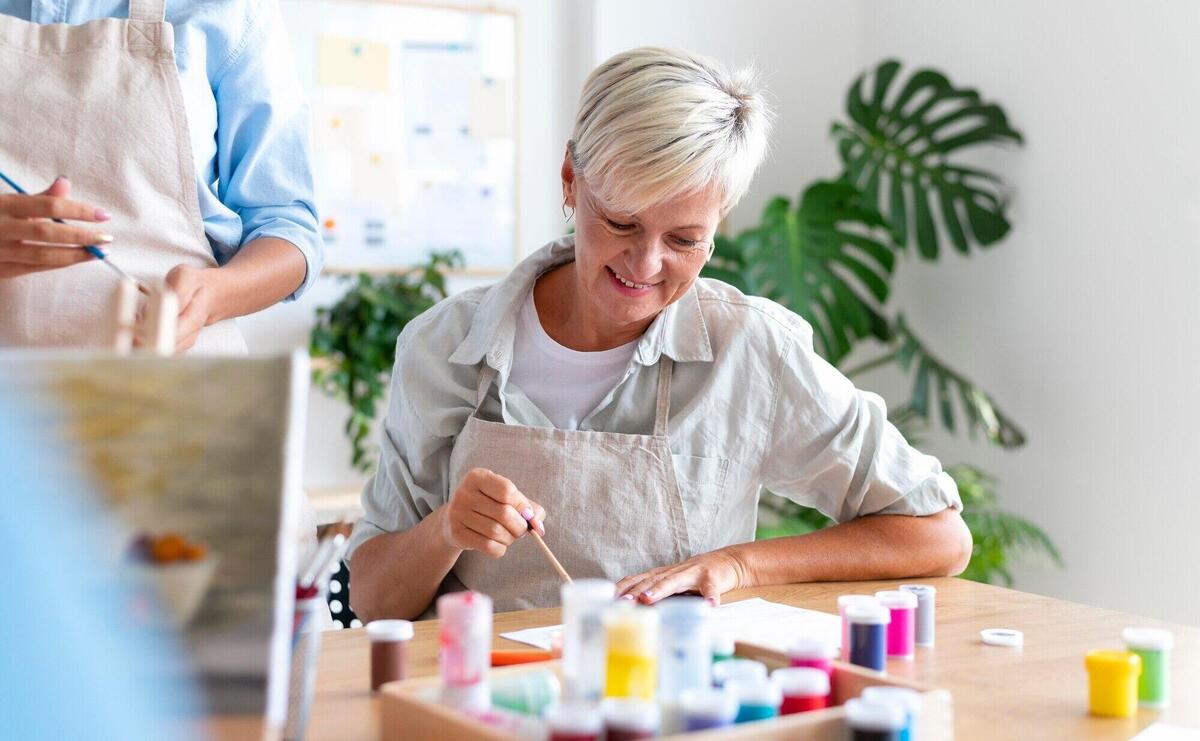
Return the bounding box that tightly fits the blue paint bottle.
[862,686,921,741]
[847,603,891,672]
[727,677,782,723]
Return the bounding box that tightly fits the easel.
[107,279,178,355]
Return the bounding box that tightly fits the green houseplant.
[704,59,1059,585]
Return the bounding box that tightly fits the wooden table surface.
[302,578,1199,740]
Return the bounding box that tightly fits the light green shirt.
[346,236,961,561]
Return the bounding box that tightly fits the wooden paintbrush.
[528,525,571,583]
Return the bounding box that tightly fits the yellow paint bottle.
[1084,649,1142,718]
[603,602,659,700]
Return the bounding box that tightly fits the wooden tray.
[380,642,953,740]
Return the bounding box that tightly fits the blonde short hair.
[570,46,772,217]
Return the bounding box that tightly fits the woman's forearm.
[727,509,973,588]
[349,507,463,622]
[207,236,307,321]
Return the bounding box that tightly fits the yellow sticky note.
[318,35,390,93]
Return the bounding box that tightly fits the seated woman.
[347,47,971,621]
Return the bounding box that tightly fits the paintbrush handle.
[528,529,572,583]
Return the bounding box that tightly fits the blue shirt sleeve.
[212,0,323,300]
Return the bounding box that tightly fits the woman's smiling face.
[563,154,724,336]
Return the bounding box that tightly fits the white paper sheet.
[1130,724,1200,741]
[499,597,842,654]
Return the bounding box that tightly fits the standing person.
[0,0,323,352]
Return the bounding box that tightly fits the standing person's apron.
[0,0,246,353]
[449,357,704,612]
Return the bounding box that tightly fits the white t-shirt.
[508,289,638,430]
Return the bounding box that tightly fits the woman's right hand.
[0,176,114,278]
[443,468,546,559]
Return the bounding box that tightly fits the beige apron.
[0,0,246,353]
[448,357,704,612]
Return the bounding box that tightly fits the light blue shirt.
[0,0,323,299]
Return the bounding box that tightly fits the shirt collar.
[448,235,714,370]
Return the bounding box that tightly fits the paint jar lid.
[366,619,414,642]
[846,603,891,625]
[862,686,922,715]
[545,701,604,733]
[1122,627,1174,651]
[561,578,615,604]
[771,667,830,697]
[1085,649,1142,678]
[875,590,919,610]
[678,686,739,721]
[727,676,782,707]
[899,584,936,599]
[602,697,660,732]
[712,658,767,687]
[838,594,878,611]
[980,628,1023,647]
[786,636,835,661]
[844,697,907,732]
[711,634,736,658]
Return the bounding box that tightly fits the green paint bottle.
[1122,627,1173,708]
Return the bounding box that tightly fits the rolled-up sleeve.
[213,0,323,299]
[759,318,962,523]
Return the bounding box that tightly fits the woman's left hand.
[164,264,220,351]
[616,548,748,606]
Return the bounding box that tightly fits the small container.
[1084,649,1142,718]
[786,636,835,678]
[899,584,936,647]
[490,669,561,716]
[1122,627,1173,708]
[861,686,921,741]
[602,697,661,740]
[847,603,891,672]
[678,686,739,731]
[838,595,879,661]
[657,597,712,702]
[603,602,659,700]
[367,619,414,691]
[561,579,615,702]
[437,591,493,712]
[844,697,907,741]
[545,701,604,741]
[875,590,918,660]
[772,667,830,714]
[712,635,736,664]
[728,676,782,723]
[711,657,767,688]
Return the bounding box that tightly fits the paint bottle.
[711,634,736,663]
[875,590,918,660]
[728,676,783,723]
[838,595,879,661]
[846,603,891,673]
[603,602,659,700]
[657,596,712,702]
[366,619,413,691]
[844,697,907,741]
[1084,649,1142,718]
[787,636,835,678]
[437,591,492,712]
[490,669,561,716]
[861,686,921,741]
[677,686,739,731]
[899,584,936,647]
[711,657,767,688]
[561,579,615,702]
[772,667,830,714]
[602,697,661,740]
[1122,627,1173,708]
[545,701,603,741]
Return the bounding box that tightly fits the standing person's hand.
[163,264,221,352]
[442,468,547,558]
[0,177,113,278]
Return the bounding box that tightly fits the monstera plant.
[705,59,1059,585]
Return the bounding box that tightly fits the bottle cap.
[727,676,782,707]
[711,658,767,687]
[545,701,604,733]
[980,628,1023,647]
[771,667,830,697]
[1122,627,1174,651]
[899,584,936,600]
[786,636,834,661]
[862,686,922,715]
[678,686,739,721]
[602,697,660,732]
[366,619,414,642]
[846,603,891,625]
[844,697,907,732]
[711,634,736,658]
[875,590,919,610]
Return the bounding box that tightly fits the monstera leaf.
[704,180,894,365]
[832,59,1023,259]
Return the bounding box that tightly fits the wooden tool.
[528,526,571,584]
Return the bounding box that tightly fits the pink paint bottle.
[838,595,878,661]
[437,591,493,711]
[875,590,918,660]
[786,636,835,679]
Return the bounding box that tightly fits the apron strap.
[128,0,167,22]
[652,357,674,437]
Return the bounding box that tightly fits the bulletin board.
[281,0,519,275]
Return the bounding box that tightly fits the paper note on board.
[469,77,511,139]
[318,35,390,92]
[312,103,367,151]
[352,151,399,203]
[500,597,842,653]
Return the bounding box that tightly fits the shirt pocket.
[670,454,731,549]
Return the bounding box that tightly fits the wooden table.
[302,578,1199,740]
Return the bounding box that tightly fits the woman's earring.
[562,197,575,223]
